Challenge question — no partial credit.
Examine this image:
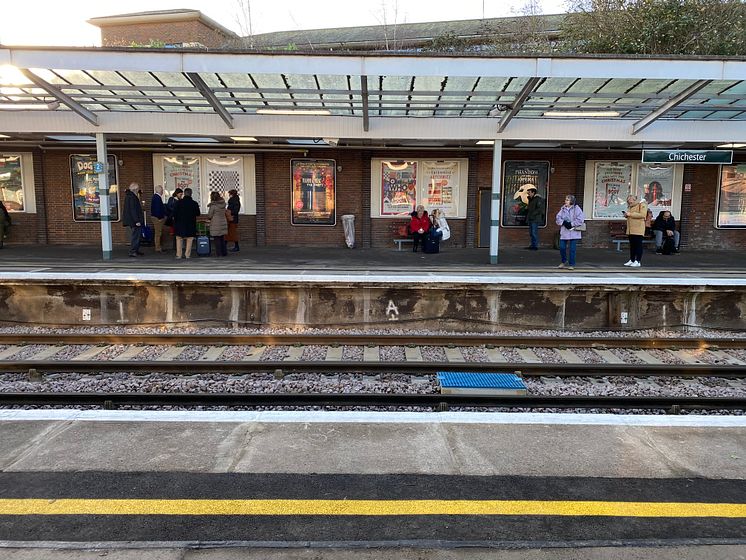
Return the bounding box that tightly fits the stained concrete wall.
[0,281,744,331]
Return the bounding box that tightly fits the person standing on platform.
[173,187,201,259]
[122,182,144,258]
[226,189,241,252]
[409,205,430,252]
[623,194,647,268]
[150,185,166,253]
[207,191,228,257]
[0,200,11,249]
[555,195,584,270]
[525,185,544,250]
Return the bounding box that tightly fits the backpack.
[662,235,675,255]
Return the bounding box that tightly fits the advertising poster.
[0,155,24,211]
[163,155,200,203]
[421,160,459,216]
[637,164,674,218]
[501,161,549,227]
[381,161,417,216]
[593,161,633,219]
[717,164,746,228]
[291,159,336,225]
[70,154,119,222]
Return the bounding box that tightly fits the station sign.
[642,150,733,164]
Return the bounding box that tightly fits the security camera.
[488,104,512,117]
[323,138,339,146]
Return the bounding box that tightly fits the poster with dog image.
[501,161,549,227]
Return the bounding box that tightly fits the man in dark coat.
[525,185,545,250]
[0,200,11,249]
[122,183,144,257]
[173,187,201,259]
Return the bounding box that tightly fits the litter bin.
[341,214,355,248]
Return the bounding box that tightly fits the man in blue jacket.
[122,182,144,257]
[150,185,166,252]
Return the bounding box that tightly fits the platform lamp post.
[490,140,503,264]
[95,133,113,260]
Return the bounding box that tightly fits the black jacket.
[652,214,676,232]
[526,194,545,223]
[173,195,201,237]
[122,190,144,227]
[227,194,241,224]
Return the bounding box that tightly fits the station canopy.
[1,47,745,146]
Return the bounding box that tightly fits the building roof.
[250,14,564,50]
[87,9,239,40]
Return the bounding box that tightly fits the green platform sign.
[642,150,733,164]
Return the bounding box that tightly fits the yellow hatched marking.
[1,499,744,518]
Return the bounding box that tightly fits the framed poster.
[381,161,417,216]
[291,159,336,225]
[163,155,200,203]
[501,160,549,227]
[716,164,746,228]
[70,154,119,222]
[0,155,24,211]
[592,161,633,219]
[637,164,675,218]
[421,160,459,216]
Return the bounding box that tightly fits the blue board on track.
[437,372,526,390]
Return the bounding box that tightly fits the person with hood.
[525,185,545,250]
[408,205,430,253]
[173,187,201,259]
[207,191,228,257]
[122,182,144,257]
[226,189,241,252]
[653,210,680,254]
[0,200,11,249]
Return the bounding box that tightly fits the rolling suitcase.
[196,235,211,256]
[140,211,154,247]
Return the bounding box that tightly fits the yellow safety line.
[0,499,745,517]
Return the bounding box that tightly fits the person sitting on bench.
[408,205,430,253]
[653,210,680,254]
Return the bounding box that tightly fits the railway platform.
[0,410,744,558]
[1,245,746,331]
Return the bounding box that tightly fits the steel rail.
[3,361,746,378]
[0,333,744,349]
[0,392,742,411]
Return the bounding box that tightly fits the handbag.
[572,223,587,232]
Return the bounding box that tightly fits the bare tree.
[234,0,254,48]
[373,0,401,51]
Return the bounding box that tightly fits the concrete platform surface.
[0,245,744,276]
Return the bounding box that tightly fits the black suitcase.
[196,235,211,256]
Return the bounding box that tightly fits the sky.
[1,0,569,46]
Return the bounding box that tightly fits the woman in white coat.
[431,209,450,241]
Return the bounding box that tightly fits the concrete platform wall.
[1,280,744,330]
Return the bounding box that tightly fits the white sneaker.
[623,260,634,266]
[630,261,641,267]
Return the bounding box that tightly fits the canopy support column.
[489,140,503,265]
[96,133,113,261]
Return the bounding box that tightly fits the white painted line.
[2,271,746,287]
[1,409,745,427]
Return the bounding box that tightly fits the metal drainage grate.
[437,372,527,396]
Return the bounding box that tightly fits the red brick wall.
[100,20,231,47]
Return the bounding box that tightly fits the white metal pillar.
[95,133,113,260]
[489,140,503,265]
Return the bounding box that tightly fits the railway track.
[1,391,743,412]
[0,333,745,348]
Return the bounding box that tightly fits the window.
[716,164,746,228]
[371,158,468,218]
[153,154,256,214]
[70,154,119,222]
[0,153,36,213]
[584,160,683,220]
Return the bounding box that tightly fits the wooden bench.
[394,238,413,251]
[609,221,655,252]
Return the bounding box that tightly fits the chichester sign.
[642,150,733,164]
